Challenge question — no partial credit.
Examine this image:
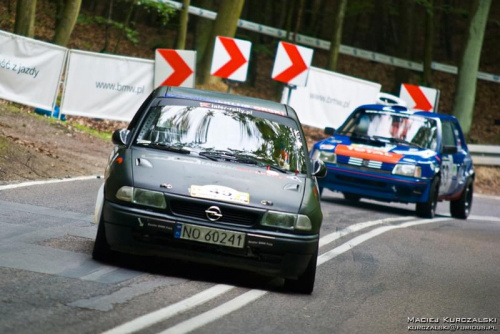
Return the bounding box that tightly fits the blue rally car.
[311,104,474,219]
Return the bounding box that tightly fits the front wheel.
[416,177,439,218]
[343,192,361,203]
[450,179,473,219]
[92,218,114,262]
[284,246,318,294]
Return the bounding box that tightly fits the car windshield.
[337,109,438,150]
[134,105,307,173]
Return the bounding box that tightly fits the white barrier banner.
[0,30,67,110]
[61,50,154,121]
[282,67,381,129]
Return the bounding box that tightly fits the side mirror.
[324,127,335,136]
[312,159,327,178]
[442,145,458,155]
[112,129,130,146]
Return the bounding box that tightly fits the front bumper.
[102,201,319,279]
[321,164,431,203]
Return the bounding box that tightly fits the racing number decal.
[440,155,453,194]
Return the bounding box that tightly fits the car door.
[439,120,466,196]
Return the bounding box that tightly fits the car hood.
[131,149,306,212]
[316,136,438,163]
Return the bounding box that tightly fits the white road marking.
[101,284,234,334]
[157,290,268,334]
[153,217,453,334]
[0,175,102,191]
[319,216,413,248]
[469,215,500,222]
[104,214,500,334]
[80,266,120,281]
[317,217,450,266]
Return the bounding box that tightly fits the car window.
[338,110,438,149]
[134,105,307,174]
[441,121,458,149]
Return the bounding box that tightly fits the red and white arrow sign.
[399,83,439,112]
[154,49,195,88]
[271,42,313,86]
[210,36,252,82]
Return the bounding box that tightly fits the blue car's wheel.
[416,177,439,218]
[450,178,473,219]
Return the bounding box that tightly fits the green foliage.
[136,0,176,27]
[78,14,139,44]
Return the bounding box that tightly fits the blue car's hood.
[316,136,438,163]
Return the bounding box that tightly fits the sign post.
[272,41,313,103]
[154,49,195,88]
[210,36,252,93]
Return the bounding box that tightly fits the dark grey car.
[93,86,326,294]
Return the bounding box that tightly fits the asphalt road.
[0,177,499,334]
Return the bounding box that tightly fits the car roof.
[356,104,459,122]
[153,86,294,119]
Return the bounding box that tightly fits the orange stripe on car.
[336,145,403,164]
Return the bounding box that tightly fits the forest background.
[0,0,499,194]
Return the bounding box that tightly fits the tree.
[198,0,245,85]
[175,0,190,50]
[194,0,214,64]
[392,0,415,93]
[452,0,491,136]
[326,0,347,71]
[113,0,138,53]
[53,0,82,46]
[14,0,37,38]
[422,0,435,86]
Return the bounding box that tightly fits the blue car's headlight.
[261,211,312,231]
[392,164,422,177]
[116,186,167,209]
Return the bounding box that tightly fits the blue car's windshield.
[134,105,307,173]
[337,109,438,150]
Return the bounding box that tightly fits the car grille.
[169,200,260,226]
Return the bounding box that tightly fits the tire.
[450,179,473,219]
[343,192,361,203]
[92,218,114,262]
[416,177,439,218]
[284,246,318,294]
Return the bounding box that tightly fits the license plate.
[174,223,245,249]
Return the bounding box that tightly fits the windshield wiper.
[386,137,424,149]
[198,151,288,173]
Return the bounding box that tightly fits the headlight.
[116,186,167,209]
[261,211,312,231]
[312,150,336,163]
[392,164,422,177]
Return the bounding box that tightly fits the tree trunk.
[194,0,214,64]
[53,0,82,46]
[101,0,114,53]
[14,0,37,38]
[422,0,435,86]
[326,0,347,71]
[284,0,296,40]
[175,0,191,50]
[198,0,245,85]
[392,0,415,94]
[293,0,305,42]
[55,0,64,28]
[452,0,491,136]
[113,0,138,53]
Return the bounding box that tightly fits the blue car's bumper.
[320,164,432,203]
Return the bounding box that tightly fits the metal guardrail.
[469,144,500,166]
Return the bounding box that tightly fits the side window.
[450,121,464,150]
[441,121,457,150]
